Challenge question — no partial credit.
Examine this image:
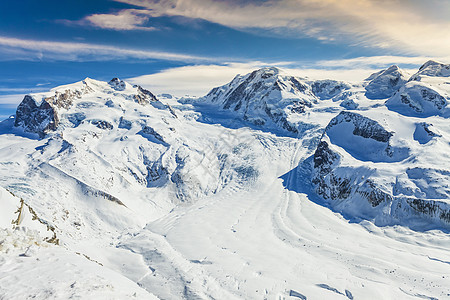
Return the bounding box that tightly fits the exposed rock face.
[15,95,58,138]
[364,65,408,99]
[313,141,339,177]
[386,80,449,117]
[134,86,158,105]
[139,125,166,144]
[326,111,392,142]
[340,98,359,110]
[311,80,351,100]
[312,138,392,209]
[312,112,396,208]
[109,78,126,91]
[90,120,114,130]
[14,78,160,137]
[322,111,408,163]
[14,86,91,137]
[311,111,450,226]
[204,67,323,133]
[14,80,96,137]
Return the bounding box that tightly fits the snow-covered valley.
[1,61,450,299]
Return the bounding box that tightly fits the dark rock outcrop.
[204,67,319,133]
[109,78,126,91]
[14,87,88,138]
[311,111,450,227]
[385,82,448,117]
[311,80,351,100]
[14,78,161,138]
[133,86,158,105]
[326,111,392,142]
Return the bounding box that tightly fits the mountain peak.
[255,66,280,77]
[412,60,450,80]
[419,60,442,71]
[108,77,127,91]
[364,65,408,99]
[13,78,161,137]
[385,65,400,72]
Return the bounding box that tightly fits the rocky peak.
[202,67,318,132]
[14,82,95,137]
[254,67,280,79]
[13,78,161,137]
[410,60,450,81]
[109,78,127,91]
[365,65,408,99]
[311,80,351,100]
[419,60,444,71]
[385,81,448,117]
[14,95,58,138]
[205,67,313,106]
[326,111,393,143]
[133,85,158,105]
[322,111,409,163]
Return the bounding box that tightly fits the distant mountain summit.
[202,67,351,133]
[412,60,450,80]
[364,65,409,99]
[386,61,450,117]
[14,78,159,137]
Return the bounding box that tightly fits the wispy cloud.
[311,55,450,69]
[127,59,423,97]
[127,62,265,97]
[0,35,213,62]
[114,0,450,57]
[0,94,25,105]
[62,9,156,31]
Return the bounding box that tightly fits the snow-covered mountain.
[364,65,409,99]
[196,62,450,228]
[201,67,351,134]
[386,60,450,117]
[1,62,450,299]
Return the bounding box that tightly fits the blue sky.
[1,0,450,119]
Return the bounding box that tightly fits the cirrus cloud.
[0,35,214,62]
[112,0,450,57]
[64,9,157,31]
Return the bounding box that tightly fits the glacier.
[1,61,450,299]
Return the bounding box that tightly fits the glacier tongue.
[1,64,450,299]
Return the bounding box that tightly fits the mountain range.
[1,60,450,299]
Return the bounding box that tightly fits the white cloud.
[313,56,450,69]
[70,9,156,31]
[0,87,47,93]
[127,62,264,97]
[0,94,24,105]
[116,0,450,57]
[0,36,213,62]
[126,59,424,97]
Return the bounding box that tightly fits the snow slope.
[1,64,450,299]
